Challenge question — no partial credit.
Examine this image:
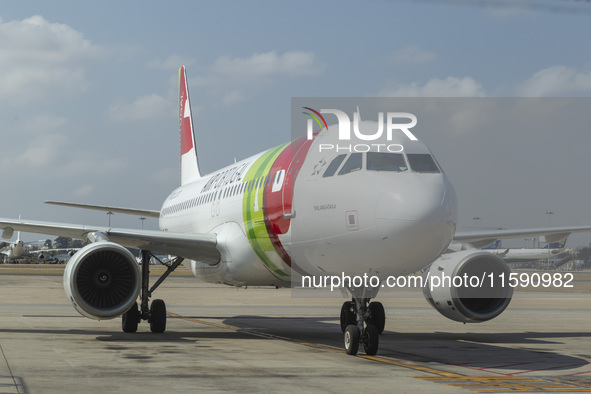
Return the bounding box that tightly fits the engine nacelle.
[422,250,513,323]
[63,242,141,320]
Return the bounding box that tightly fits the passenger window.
[323,154,347,178]
[367,152,407,172]
[407,154,440,173]
[338,153,363,176]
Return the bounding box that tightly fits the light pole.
[545,209,554,270]
[139,217,146,229]
[106,211,114,227]
[546,209,553,226]
[472,216,481,226]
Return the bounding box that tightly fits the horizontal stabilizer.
[45,201,160,218]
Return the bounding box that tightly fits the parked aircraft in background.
[0,231,26,262]
[481,239,571,261]
[0,232,78,263]
[1,67,591,356]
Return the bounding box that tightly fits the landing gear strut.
[341,295,385,356]
[121,250,183,333]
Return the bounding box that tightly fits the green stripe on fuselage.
[242,143,289,277]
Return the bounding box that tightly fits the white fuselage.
[159,126,458,287]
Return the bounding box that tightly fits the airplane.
[0,230,79,263]
[481,239,572,261]
[0,231,26,262]
[2,66,591,356]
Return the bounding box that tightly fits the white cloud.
[20,113,68,135]
[213,51,322,77]
[221,90,244,106]
[393,46,436,64]
[380,76,486,97]
[0,15,101,104]
[0,132,127,180]
[12,134,67,168]
[148,167,177,186]
[517,66,591,96]
[191,51,323,106]
[60,156,127,178]
[108,94,176,122]
[72,184,95,198]
[147,55,196,70]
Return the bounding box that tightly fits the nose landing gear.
[341,297,385,356]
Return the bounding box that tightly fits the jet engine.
[63,242,141,320]
[422,250,513,323]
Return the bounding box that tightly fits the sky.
[0,0,591,246]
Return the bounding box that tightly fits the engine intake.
[63,242,141,320]
[422,250,513,323]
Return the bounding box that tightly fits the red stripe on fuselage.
[263,137,314,274]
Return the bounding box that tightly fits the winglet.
[179,66,201,184]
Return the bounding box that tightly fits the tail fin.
[547,238,567,249]
[482,240,501,250]
[179,66,201,185]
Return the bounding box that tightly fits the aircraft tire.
[368,301,385,334]
[340,301,356,332]
[149,299,166,333]
[363,324,379,356]
[122,302,139,333]
[344,325,360,355]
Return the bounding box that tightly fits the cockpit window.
[323,154,347,178]
[338,153,363,176]
[367,152,407,172]
[407,154,440,173]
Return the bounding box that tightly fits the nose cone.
[375,174,457,272]
[376,174,456,222]
[376,179,429,221]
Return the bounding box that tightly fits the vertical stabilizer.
[179,66,201,184]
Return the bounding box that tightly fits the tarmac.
[1,266,591,393]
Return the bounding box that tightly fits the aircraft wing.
[45,201,160,218]
[0,218,220,264]
[454,225,591,248]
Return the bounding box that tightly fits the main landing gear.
[340,297,386,356]
[121,250,184,333]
